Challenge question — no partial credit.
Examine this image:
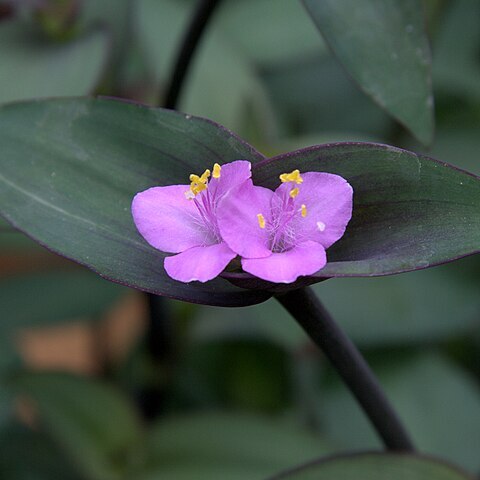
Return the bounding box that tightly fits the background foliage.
[0,0,479,479]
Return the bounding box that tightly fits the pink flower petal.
[164,242,237,282]
[217,180,273,258]
[241,240,327,283]
[132,185,216,253]
[208,160,252,200]
[275,172,353,249]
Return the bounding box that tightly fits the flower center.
[184,164,222,242]
[257,169,308,253]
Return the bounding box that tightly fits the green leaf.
[433,0,480,101]
[253,143,480,278]
[138,0,275,137]
[270,452,473,480]
[0,270,125,332]
[303,0,434,144]
[0,20,109,104]
[316,353,480,473]
[0,97,269,306]
[318,257,480,346]
[191,257,480,349]
[217,0,325,67]
[0,422,82,480]
[261,54,391,140]
[140,412,333,480]
[10,371,142,480]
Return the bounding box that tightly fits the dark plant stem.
[140,294,174,420]
[161,0,221,108]
[276,287,415,451]
[141,0,222,420]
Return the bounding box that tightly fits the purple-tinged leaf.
[0,98,269,306]
[252,143,480,278]
[270,452,474,479]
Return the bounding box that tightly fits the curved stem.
[161,0,222,109]
[276,287,414,451]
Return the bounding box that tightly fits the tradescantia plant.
[0,0,479,479]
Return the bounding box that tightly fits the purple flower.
[132,160,251,282]
[217,169,353,283]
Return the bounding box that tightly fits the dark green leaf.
[303,0,434,144]
[0,98,269,306]
[141,412,333,480]
[433,0,480,101]
[191,257,480,349]
[270,452,473,480]
[10,371,142,480]
[316,353,480,472]
[217,0,324,67]
[138,0,275,137]
[0,20,109,104]
[0,270,126,332]
[253,143,480,277]
[0,422,82,480]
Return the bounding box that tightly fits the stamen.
[301,204,307,217]
[184,190,195,200]
[257,213,266,229]
[280,169,303,184]
[200,169,211,183]
[317,221,326,232]
[188,169,211,197]
[289,187,299,198]
[212,163,221,179]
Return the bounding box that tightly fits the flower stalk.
[162,0,222,108]
[276,286,415,452]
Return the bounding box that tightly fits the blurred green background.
[0,0,479,479]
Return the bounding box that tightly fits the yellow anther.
[189,173,200,182]
[290,187,299,198]
[200,169,211,183]
[280,169,303,184]
[212,163,221,179]
[257,213,266,229]
[190,182,207,196]
[188,168,211,197]
[301,204,307,217]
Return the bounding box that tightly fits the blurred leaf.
[433,0,480,101]
[318,257,480,346]
[10,371,142,480]
[175,340,290,411]
[427,128,480,176]
[316,352,480,473]
[140,412,333,480]
[217,0,324,67]
[270,452,473,480]
[0,421,83,480]
[138,0,275,138]
[0,385,13,431]
[253,143,480,277]
[0,270,126,332]
[303,0,434,144]
[192,257,480,349]
[0,97,270,307]
[0,19,109,104]
[261,55,391,139]
[191,300,306,352]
